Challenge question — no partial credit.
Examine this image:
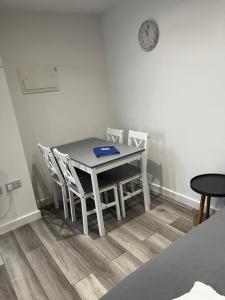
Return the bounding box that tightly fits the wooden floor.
[0,194,194,300]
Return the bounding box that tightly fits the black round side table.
[190,174,225,224]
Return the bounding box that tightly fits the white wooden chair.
[104,128,124,203]
[38,144,69,219]
[107,128,124,144]
[118,130,150,218]
[53,148,121,235]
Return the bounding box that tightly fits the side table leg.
[206,196,211,219]
[198,195,206,224]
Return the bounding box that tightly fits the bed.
[101,207,225,300]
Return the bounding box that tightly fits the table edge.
[71,149,144,169]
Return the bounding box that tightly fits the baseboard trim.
[0,209,41,235]
[150,182,219,212]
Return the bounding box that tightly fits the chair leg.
[81,196,88,235]
[69,189,76,222]
[52,180,59,209]
[113,187,121,221]
[130,181,135,193]
[62,185,69,219]
[119,183,126,218]
[103,191,109,204]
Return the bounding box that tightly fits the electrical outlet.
[5,179,22,192]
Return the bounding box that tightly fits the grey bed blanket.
[101,207,225,300]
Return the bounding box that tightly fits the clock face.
[138,20,159,51]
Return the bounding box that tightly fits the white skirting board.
[150,182,220,212]
[0,184,220,236]
[0,210,41,235]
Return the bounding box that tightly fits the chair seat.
[69,165,140,195]
[69,172,116,195]
[100,164,141,184]
[75,168,89,178]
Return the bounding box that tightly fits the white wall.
[0,12,115,203]
[102,0,225,209]
[0,58,40,234]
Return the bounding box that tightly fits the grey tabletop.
[55,138,144,168]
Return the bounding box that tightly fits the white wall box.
[18,65,59,94]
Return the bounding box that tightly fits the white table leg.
[91,169,105,236]
[141,151,151,212]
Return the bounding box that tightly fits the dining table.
[55,137,150,236]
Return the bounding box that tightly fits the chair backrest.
[128,130,150,156]
[38,143,64,184]
[107,128,124,144]
[53,148,84,196]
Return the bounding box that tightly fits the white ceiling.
[0,0,120,14]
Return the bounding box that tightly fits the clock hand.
[145,30,149,36]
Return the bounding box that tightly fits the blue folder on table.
[94,146,120,158]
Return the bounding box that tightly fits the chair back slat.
[128,130,150,156]
[38,143,64,184]
[53,148,84,196]
[107,128,124,144]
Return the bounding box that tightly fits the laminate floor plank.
[108,227,154,263]
[145,233,172,255]
[74,274,107,300]
[122,219,154,241]
[0,195,194,300]
[159,202,193,222]
[67,235,124,290]
[0,254,3,266]
[170,217,194,233]
[42,209,78,241]
[0,232,48,300]
[136,213,184,242]
[113,252,142,276]
[56,239,92,284]
[14,225,42,253]
[31,219,57,247]
[93,236,125,261]
[150,196,163,209]
[31,219,91,285]
[149,204,180,224]
[125,196,162,220]
[0,264,18,300]
[125,201,145,219]
[26,246,80,300]
[88,210,131,240]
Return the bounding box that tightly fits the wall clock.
[138,20,159,52]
